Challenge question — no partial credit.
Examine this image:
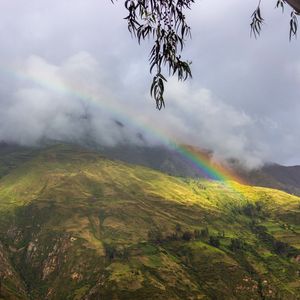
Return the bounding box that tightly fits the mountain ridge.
[1,141,300,196]
[98,143,300,196]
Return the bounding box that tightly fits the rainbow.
[174,144,246,184]
[0,65,246,187]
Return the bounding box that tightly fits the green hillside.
[0,144,299,299]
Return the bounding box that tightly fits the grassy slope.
[0,144,299,299]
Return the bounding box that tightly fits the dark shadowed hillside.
[239,164,300,196]
[99,144,211,178]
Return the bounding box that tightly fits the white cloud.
[145,79,267,168]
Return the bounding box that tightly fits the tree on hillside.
[112,1,299,109]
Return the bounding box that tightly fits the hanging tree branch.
[251,0,300,40]
[112,0,193,109]
[111,1,299,109]
[250,0,264,38]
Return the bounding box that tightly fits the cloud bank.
[0,52,280,169]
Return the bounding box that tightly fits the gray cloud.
[0,0,299,168]
[0,53,147,146]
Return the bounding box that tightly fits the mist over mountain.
[0,51,299,170]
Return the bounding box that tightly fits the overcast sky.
[0,0,299,168]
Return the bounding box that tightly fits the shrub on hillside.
[209,236,220,248]
[182,231,193,241]
[148,229,163,244]
[104,244,117,261]
[230,238,245,251]
[200,227,209,238]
